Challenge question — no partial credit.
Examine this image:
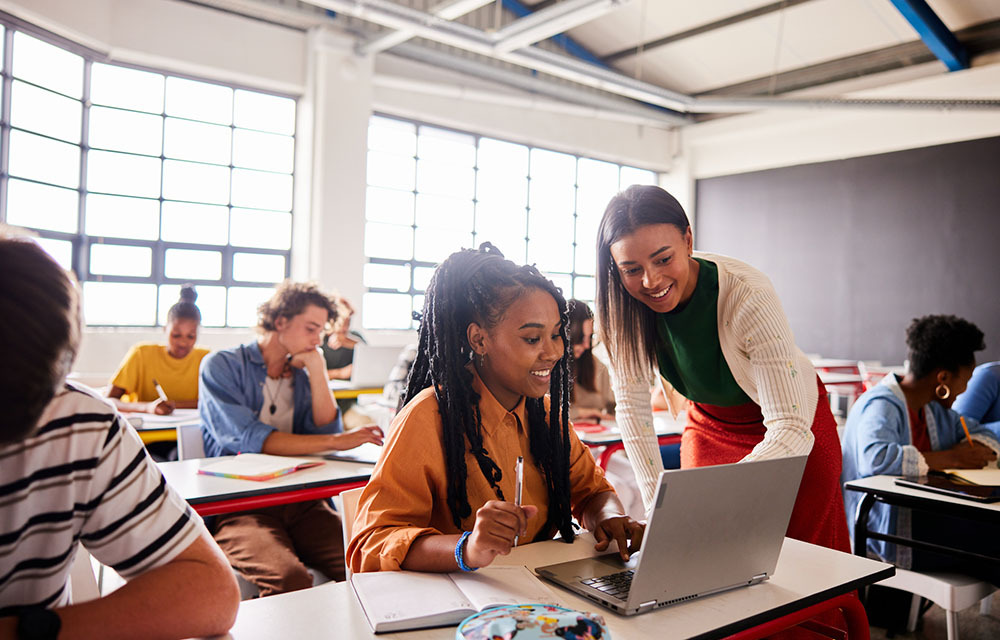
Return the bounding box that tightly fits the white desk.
[158,457,374,516]
[844,475,1000,568]
[197,533,891,640]
[576,413,685,469]
[124,408,200,445]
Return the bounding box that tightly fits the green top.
[654,258,751,407]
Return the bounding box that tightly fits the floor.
[869,592,1000,639]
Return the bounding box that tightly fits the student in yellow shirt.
[107,285,209,415]
[348,243,644,573]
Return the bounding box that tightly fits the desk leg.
[598,443,624,470]
[853,493,876,558]
[724,593,869,640]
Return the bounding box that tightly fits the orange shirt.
[347,370,615,573]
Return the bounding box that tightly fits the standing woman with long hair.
[595,185,849,553]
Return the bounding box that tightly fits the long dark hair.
[568,299,595,396]
[402,243,576,543]
[596,185,691,379]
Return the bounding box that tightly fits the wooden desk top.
[198,533,892,640]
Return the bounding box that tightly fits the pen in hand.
[513,455,523,547]
[152,379,169,403]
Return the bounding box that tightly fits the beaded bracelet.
[454,531,478,572]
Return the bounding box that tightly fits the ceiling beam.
[888,0,968,71]
[492,0,631,54]
[500,0,606,66]
[601,0,815,64]
[358,0,494,55]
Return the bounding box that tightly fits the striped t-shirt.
[0,382,204,614]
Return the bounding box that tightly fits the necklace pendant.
[269,403,277,415]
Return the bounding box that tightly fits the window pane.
[362,292,412,330]
[227,287,273,327]
[577,158,620,221]
[365,187,413,225]
[164,248,222,280]
[162,201,229,245]
[233,252,285,283]
[417,162,474,199]
[413,266,435,293]
[35,237,73,271]
[363,262,410,293]
[9,130,80,188]
[529,179,575,217]
[414,227,472,263]
[573,275,595,301]
[364,222,412,260]
[417,127,475,166]
[6,179,78,233]
[83,282,156,325]
[368,117,415,155]
[162,159,230,205]
[88,106,162,156]
[620,166,656,188]
[89,244,152,277]
[11,81,81,142]
[87,150,160,198]
[530,149,576,185]
[477,170,527,209]
[544,272,573,298]
[231,169,292,211]
[234,90,295,135]
[367,151,415,191]
[475,204,526,263]
[415,194,472,230]
[164,117,231,165]
[233,129,293,173]
[574,217,599,275]
[230,209,291,249]
[478,138,528,175]
[12,32,83,98]
[528,233,574,273]
[85,193,159,240]
[165,77,233,125]
[91,63,164,113]
[158,284,226,326]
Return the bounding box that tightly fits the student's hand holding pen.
[146,398,176,415]
[924,442,997,470]
[464,500,539,569]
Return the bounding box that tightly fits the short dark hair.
[257,280,339,333]
[905,315,984,379]
[0,235,81,444]
[596,185,691,378]
[167,284,201,324]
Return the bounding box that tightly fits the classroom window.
[0,24,296,327]
[362,115,658,330]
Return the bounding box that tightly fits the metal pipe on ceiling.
[491,0,631,54]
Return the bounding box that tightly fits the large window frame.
[0,16,297,327]
[362,113,659,330]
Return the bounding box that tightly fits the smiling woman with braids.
[348,243,644,573]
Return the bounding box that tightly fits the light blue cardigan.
[840,374,1000,567]
[953,362,1000,440]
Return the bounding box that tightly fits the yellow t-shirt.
[110,343,210,403]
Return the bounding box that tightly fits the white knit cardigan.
[610,251,818,509]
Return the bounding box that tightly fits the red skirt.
[681,376,850,554]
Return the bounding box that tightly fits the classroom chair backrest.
[339,486,365,578]
[177,423,206,460]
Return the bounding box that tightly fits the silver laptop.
[536,455,808,616]
[349,344,402,388]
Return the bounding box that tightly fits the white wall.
[4,0,681,377]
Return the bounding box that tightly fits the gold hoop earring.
[935,383,951,400]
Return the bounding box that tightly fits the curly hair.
[0,234,81,444]
[905,314,984,379]
[257,280,339,333]
[402,243,576,544]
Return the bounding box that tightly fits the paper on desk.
[945,468,1000,485]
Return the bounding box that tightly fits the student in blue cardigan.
[954,361,1000,439]
[841,315,1000,585]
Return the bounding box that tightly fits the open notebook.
[941,467,1000,485]
[197,453,322,481]
[351,565,559,633]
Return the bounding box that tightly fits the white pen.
[513,455,524,547]
[152,378,169,403]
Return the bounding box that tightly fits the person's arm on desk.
[0,533,238,640]
[106,385,175,415]
[922,443,996,470]
[579,491,645,561]
[261,426,383,456]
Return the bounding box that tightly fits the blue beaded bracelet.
[455,531,477,572]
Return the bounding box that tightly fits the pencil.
[959,416,974,448]
[513,455,523,547]
[152,378,169,403]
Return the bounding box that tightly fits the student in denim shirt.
[199,281,383,595]
[954,362,1000,440]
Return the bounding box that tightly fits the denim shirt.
[953,362,1000,439]
[199,341,343,458]
[840,374,1000,567]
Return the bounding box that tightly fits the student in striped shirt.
[0,234,239,640]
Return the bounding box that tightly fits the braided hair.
[402,243,576,544]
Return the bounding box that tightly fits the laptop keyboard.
[581,570,634,600]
